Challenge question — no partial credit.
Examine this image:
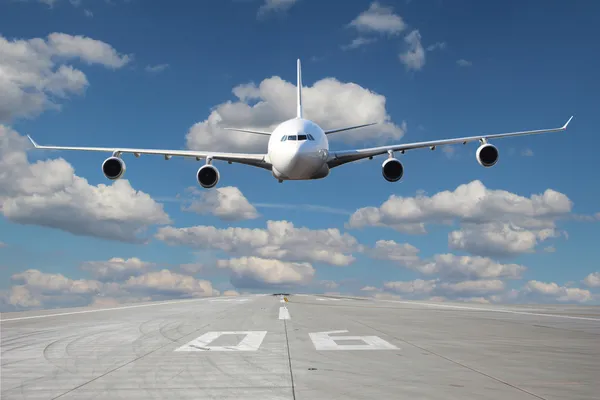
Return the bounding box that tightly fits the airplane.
[27,59,573,189]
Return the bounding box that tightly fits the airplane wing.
[327,116,573,168]
[27,136,271,170]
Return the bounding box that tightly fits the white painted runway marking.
[210,298,249,302]
[309,330,398,351]
[280,299,285,303]
[175,331,267,352]
[0,297,212,322]
[379,300,600,322]
[279,307,291,320]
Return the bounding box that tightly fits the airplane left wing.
[327,116,573,168]
[27,136,271,170]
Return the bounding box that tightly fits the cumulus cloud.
[80,257,155,282]
[368,239,526,281]
[217,256,315,288]
[583,272,600,288]
[457,59,473,67]
[185,76,406,153]
[383,278,505,298]
[348,180,572,257]
[0,125,171,242]
[155,220,360,266]
[519,280,592,303]
[0,268,218,311]
[399,30,426,71]
[348,2,406,35]
[0,32,131,122]
[185,186,259,221]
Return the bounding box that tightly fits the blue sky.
[0,0,599,310]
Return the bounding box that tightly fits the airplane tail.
[297,58,303,119]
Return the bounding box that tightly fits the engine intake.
[382,158,404,182]
[476,143,499,167]
[102,157,126,180]
[197,165,220,188]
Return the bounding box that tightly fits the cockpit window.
[288,135,297,140]
[281,135,287,141]
[307,134,314,140]
[298,134,307,141]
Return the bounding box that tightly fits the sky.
[0,0,599,311]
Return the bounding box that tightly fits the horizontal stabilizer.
[223,128,271,136]
[324,122,378,135]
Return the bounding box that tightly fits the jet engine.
[197,165,220,188]
[382,158,404,182]
[102,157,126,180]
[476,143,499,167]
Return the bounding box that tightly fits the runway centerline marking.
[0,297,212,322]
[378,300,600,321]
[279,307,291,320]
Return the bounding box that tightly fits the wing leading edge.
[26,136,271,170]
[327,116,573,168]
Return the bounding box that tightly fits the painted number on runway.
[175,331,267,352]
[309,330,398,351]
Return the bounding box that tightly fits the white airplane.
[28,59,573,188]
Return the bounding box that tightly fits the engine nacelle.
[382,158,404,182]
[102,157,126,180]
[476,143,499,167]
[197,165,220,188]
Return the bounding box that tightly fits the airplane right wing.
[327,116,573,168]
[27,136,272,170]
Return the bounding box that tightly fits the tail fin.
[296,58,303,119]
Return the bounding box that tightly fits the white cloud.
[348,2,406,35]
[0,32,131,122]
[217,256,315,288]
[369,239,526,281]
[257,0,298,18]
[457,59,472,67]
[0,266,219,312]
[319,280,340,289]
[0,125,171,242]
[520,280,592,303]
[382,278,505,298]
[583,272,600,288]
[84,9,93,17]
[448,222,559,257]
[341,37,378,51]
[426,42,446,51]
[185,75,406,153]
[156,220,359,266]
[80,257,155,282]
[145,63,169,73]
[348,180,572,257]
[223,290,240,296]
[399,30,425,71]
[384,279,436,295]
[185,186,259,221]
[124,269,218,298]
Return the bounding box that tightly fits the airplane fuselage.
[267,118,330,181]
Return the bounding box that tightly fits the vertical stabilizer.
[296,58,303,119]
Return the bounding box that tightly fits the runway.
[1,294,599,399]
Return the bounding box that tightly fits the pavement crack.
[283,318,297,400]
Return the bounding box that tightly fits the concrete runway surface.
[1,294,599,399]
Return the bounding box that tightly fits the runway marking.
[309,330,398,351]
[175,331,267,352]
[0,297,211,322]
[378,300,600,322]
[210,298,249,302]
[279,307,291,320]
[280,299,285,303]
